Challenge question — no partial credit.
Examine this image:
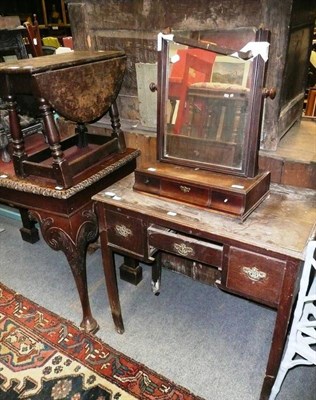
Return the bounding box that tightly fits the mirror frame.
[156,29,270,178]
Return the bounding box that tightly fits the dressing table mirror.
[134,28,275,219]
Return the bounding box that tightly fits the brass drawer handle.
[174,242,195,257]
[115,224,132,238]
[242,266,267,282]
[179,185,191,193]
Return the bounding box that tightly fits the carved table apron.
[93,174,316,400]
[0,149,140,333]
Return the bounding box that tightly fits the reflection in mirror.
[163,40,252,171]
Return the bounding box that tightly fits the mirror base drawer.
[134,164,270,220]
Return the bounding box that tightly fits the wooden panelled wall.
[66,0,315,151]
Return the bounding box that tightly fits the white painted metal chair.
[269,240,316,400]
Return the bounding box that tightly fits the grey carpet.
[0,214,315,400]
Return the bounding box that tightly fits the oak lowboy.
[93,174,316,400]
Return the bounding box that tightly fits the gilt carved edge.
[0,149,140,198]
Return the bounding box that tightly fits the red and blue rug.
[0,283,203,399]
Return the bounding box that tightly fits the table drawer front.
[105,210,145,256]
[148,225,223,267]
[160,180,209,207]
[226,247,286,306]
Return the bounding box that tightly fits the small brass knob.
[263,87,276,99]
[149,82,157,92]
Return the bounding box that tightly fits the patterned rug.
[0,283,203,400]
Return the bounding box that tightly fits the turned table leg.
[109,100,126,152]
[6,95,27,177]
[38,98,72,189]
[29,207,99,333]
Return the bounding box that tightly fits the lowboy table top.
[0,149,140,199]
[93,174,316,260]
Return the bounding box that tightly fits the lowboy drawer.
[148,225,223,268]
[226,247,286,306]
[105,210,145,257]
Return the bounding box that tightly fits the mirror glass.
[160,37,254,173]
